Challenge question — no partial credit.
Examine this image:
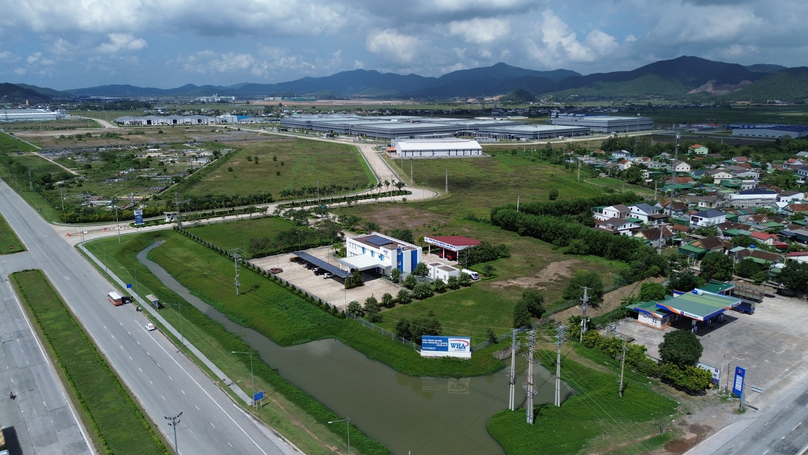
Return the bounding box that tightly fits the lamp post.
[114,205,121,242]
[328,417,351,455]
[165,412,182,455]
[231,350,254,406]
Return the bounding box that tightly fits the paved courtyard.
[611,292,808,409]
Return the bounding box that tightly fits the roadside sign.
[126,283,133,289]
[253,391,264,402]
[134,209,144,226]
[732,367,746,397]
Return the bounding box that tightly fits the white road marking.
[210,422,215,429]
[129,356,132,360]
[169,376,172,381]
[149,380,153,385]
[181,390,185,395]
[195,405,199,411]
[793,423,802,431]
[228,442,233,448]
[138,368,143,372]
[136,341,140,345]
[161,395,165,400]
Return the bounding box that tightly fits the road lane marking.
[195,405,199,410]
[169,376,172,380]
[210,422,215,428]
[181,390,185,395]
[138,368,143,372]
[794,423,802,431]
[228,442,233,448]
[120,345,123,350]
[149,380,153,385]
[129,356,132,360]
[136,341,140,345]
[161,395,165,400]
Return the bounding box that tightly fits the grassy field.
[10,269,167,455]
[186,216,300,251]
[487,344,678,455]
[640,104,808,126]
[0,212,25,253]
[168,136,373,200]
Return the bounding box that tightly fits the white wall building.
[341,232,422,276]
[427,263,460,282]
[1,108,67,122]
[727,188,778,208]
[394,139,483,159]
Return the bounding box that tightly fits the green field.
[11,270,167,455]
[186,217,299,251]
[488,345,678,455]
[168,136,373,200]
[0,212,24,253]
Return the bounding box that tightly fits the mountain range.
[4,56,808,103]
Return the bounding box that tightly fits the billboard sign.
[420,336,471,359]
[697,362,720,384]
[732,367,746,397]
[134,209,144,226]
[253,391,264,402]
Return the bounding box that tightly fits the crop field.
[11,270,167,455]
[170,136,373,200]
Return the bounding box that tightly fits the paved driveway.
[251,246,403,310]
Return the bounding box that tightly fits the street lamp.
[165,412,182,455]
[328,417,351,455]
[231,350,254,407]
[114,205,121,242]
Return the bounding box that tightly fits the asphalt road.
[0,180,298,455]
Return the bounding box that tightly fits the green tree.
[397,289,412,305]
[395,318,412,339]
[403,274,418,290]
[778,261,808,293]
[388,228,414,244]
[660,363,712,393]
[410,315,442,344]
[658,330,703,369]
[364,296,381,323]
[562,271,604,305]
[667,271,703,293]
[458,272,472,287]
[390,268,401,283]
[432,278,446,293]
[447,275,459,290]
[412,282,434,299]
[513,300,531,328]
[699,251,733,282]
[482,263,495,277]
[346,300,363,318]
[548,188,559,201]
[381,292,394,308]
[486,328,498,344]
[413,262,429,277]
[519,289,545,319]
[638,282,667,301]
[735,258,763,279]
[622,166,643,184]
[693,226,718,237]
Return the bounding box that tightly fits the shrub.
[432,278,446,293]
[412,283,434,300]
[403,274,417,290]
[397,289,412,305]
[581,330,601,348]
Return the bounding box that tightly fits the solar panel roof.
[363,235,394,247]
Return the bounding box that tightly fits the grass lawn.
[487,344,678,455]
[11,270,167,455]
[0,213,25,253]
[186,216,300,251]
[169,137,372,200]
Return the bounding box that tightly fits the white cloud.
[27,52,41,64]
[354,60,364,69]
[447,17,510,44]
[366,29,427,64]
[0,50,18,62]
[14,68,26,75]
[97,34,147,53]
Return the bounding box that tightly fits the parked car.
[145,323,156,331]
[322,272,332,279]
[269,267,283,274]
[313,268,323,275]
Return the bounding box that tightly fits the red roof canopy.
[425,236,481,249]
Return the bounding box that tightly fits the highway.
[0,179,299,455]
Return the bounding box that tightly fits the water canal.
[139,242,572,455]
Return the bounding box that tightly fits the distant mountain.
[723,67,808,102]
[15,83,73,100]
[57,56,803,102]
[0,83,52,104]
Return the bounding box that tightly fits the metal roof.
[659,291,741,321]
[293,251,350,279]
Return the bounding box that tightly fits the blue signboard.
[134,209,144,226]
[253,391,264,402]
[126,283,133,289]
[733,367,746,397]
[421,336,471,359]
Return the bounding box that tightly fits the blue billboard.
[421,336,471,359]
[134,209,144,226]
[733,367,746,397]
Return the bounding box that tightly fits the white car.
[322,272,333,279]
[145,323,156,331]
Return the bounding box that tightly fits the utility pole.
[577,159,581,181]
[445,169,448,194]
[523,330,537,424]
[668,133,680,219]
[114,205,121,242]
[410,158,413,184]
[555,325,565,407]
[233,248,241,295]
[28,169,33,191]
[508,329,517,411]
[516,194,520,212]
[619,337,627,397]
[580,287,589,343]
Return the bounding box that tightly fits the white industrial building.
[1,108,67,122]
[551,115,653,133]
[394,139,482,158]
[427,263,460,282]
[477,124,590,140]
[115,115,215,126]
[340,232,422,276]
[727,188,778,208]
[730,125,808,139]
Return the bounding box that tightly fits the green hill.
[723,67,808,102]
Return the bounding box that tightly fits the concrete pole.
[555,325,564,407]
[580,287,589,343]
[619,338,627,397]
[509,329,517,411]
[525,330,536,424]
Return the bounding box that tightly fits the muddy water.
[139,243,572,455]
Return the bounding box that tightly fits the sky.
[2,0,807,91]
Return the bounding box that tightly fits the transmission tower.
[233,248,241,295]
[522,330,537,424]
[555,325,565,407]
[580,287,590,343]
[508,329,518,411]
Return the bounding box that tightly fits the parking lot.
[612,292,808,408]
[250,246,402,310]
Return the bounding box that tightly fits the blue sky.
[2,0,806,90]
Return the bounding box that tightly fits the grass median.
[0,212,24,253]
[10,269,167,455]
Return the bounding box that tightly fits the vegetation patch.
[11,269,167,455]
[0,212,25,253]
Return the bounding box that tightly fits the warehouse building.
[477,124,590,140]
[340,232,422,277]
[551,115,653,133]
[730,124,808,139]
[394,139,483,158]
[114,115,214,126]
[1,108,67,122]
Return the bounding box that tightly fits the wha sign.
[421,336,471,359]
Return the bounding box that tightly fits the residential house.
[782,203,808,216]
[617,159,633,171]
[630,203,668,225]
[689,144,709,155]
[611,150,631,159]
[691,236,729,253]
[671,160,692,173]
[596,217,642,236]
[592,204,630,221]
[782,158,805,169]
[727,188,778,208]
[731,156,749,164]
[657,200,689,216]
[634,226,675,249]
[732,248,782,265]
[795,166,808,179]
[707,168,734,184]
[690,209,727,228]
[779,191,805,203]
